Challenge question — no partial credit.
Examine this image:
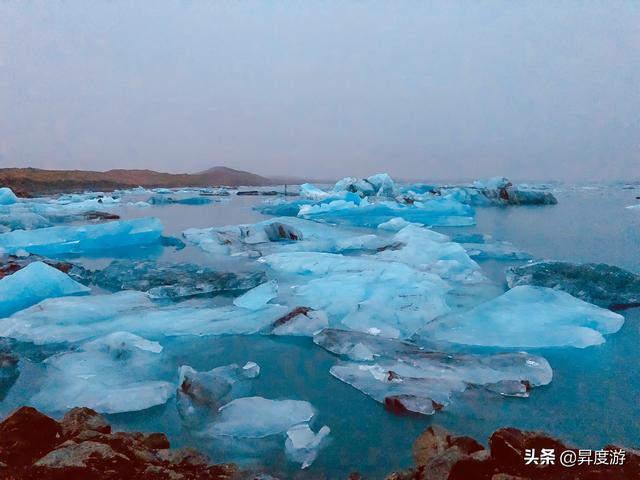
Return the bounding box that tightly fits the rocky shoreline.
[0,406,637,480]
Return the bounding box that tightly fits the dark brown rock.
[0,406,61,466]
[143,432,171,450]
[156,447,210,466]
[61,407,111,438]
[413,425,483,467]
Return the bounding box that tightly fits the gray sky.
[0,1,638,181]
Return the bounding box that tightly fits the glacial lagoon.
[0,179,638,478]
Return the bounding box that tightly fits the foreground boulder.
[0,406,238,479]
[386,425,640,480]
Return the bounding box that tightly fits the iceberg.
[506,261,640,310]
[209,396,316,438]
[315,328,552,415]
[0,188,18,205]
[262,252,450,338]
[0,261,90,317]
[298,197,475,228]
[421,286,625,348]
[31,332,174,414]
[272,307,329,336]
[233,280,278,310]
[82,259,266,299]
[149,194,214,205]
[377,217,423,231]
[332,173,396,198]
[299,183,331,200]
[0,217,163,255]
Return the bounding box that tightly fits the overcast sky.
[0,1,638,181]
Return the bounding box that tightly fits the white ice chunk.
[422,285,625,348]
[210,396,316,438]
[233,280,278,310]
[285,424,331,469]
[377,217,423,231]
[0,261,90,317]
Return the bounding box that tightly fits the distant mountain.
[0,166,274,196]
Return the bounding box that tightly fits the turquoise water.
[1,184,639,479]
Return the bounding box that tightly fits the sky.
[0,1,638,182]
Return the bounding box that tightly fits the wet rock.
[413,425,484,467]
[143,432,171,450]
[61,407,111,438]
[0,406,61,466]
[156,447,210,466]
[33,441,133,477]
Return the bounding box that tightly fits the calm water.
[2,184,639,479]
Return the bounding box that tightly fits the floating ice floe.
[177,362,260,425]
[421,285,624,348]
[333,173,396,198]
[314,328,553,415]
[209,396,316,438]
[506,261,640,310]
[79,259,266,299]
[298,197,475,228]
[233,280,278,310]
[377,217,423,231]
[0,290,293,344]
[299,183,332,200]
[262,252,450,338]
[0,217,163,255]
[452,234,533,261]
[31,331,174,414]
[285,424,331,469]
[149,194,215,205]
[0,261,90,317]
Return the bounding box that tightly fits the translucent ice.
[149,194,214,205]
[422,286,625,348]
[0,217,163,255]
[299,183,331,200]
[262,252,450,338]
[298,197,475,228]
[177,362,260,424]
[315,329,552,415]
[233,280,278,310]
[31,332,174,414]
[0,291,289,344]
[377,217,423,231]
[285,424,330,469]
[209,396,316,438]
[332,173,395,198]
[0,261,90,317]
[0,188,18,205]
[506,261,640,310]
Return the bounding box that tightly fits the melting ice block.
[285,424,331,469]
[421,286,625,348]
[0,188,18,205]
[262,252,450,338]
[506,261,640,310]
[177,362,260,425]
[0,217,163,255]
[315,329,553,415]
[31,332,174,414]
[210,396,316,438]
[0,261,90,317]
[233,280,278,310]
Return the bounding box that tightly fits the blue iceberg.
[0,188,18,205]
[0,261,90,317]
[0,217,163,255]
